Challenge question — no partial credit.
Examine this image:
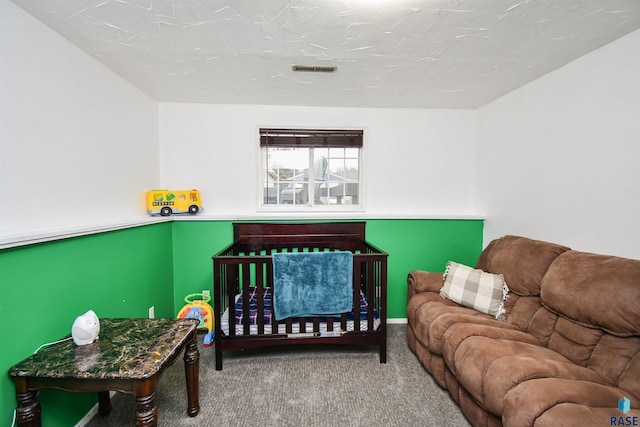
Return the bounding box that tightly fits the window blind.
[260,128,363,148]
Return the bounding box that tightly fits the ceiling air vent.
[292,65,336,73]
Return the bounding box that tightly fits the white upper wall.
[476,29,640,259]
[0,2,159,241]
[158,103,478,218]
[5,0,638,260]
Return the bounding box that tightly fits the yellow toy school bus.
[147,189,203,216]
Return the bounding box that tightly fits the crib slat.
[256,262,265,335]
[340,313,347,331]
[227,264,237,337]
[242,263,251,335]
[353,259,361,331]
[367,260,375,330]
[266,260,278,335]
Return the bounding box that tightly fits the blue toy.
[177,293,214,346]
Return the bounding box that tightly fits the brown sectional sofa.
[407,235,640,426]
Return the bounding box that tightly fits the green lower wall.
[0,223,174,426]
[170,219,484,319]
[1,218,482,426]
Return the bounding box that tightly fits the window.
[260,128,363,208]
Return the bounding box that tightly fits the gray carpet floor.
[85,324,471,426]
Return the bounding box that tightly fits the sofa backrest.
[476,236,640,395]
[540,250,640,389]
[476,235,570,341]
[476,235,570,296]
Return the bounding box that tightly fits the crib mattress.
[220,287,380,336]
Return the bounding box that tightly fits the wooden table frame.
[10,318,200,427]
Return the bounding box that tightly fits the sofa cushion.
[502,378,636,427]
[440,261,509,320]
[618,352,640,403]
[428,313,520,356]
[441,322,542,376]
[502,294,559,346]
[476,235,570,297]
[541,250,640,337]
[411,297,492,353]
[534,404,640,427]
[450,336,613,416]
[547,316,605,367]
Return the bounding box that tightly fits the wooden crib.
[212,222,388,370]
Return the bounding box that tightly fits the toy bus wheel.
[188,205,199,215]
[160,207,172,216]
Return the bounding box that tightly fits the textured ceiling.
[12,0,640,108]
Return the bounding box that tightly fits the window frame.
[258,128,364,212]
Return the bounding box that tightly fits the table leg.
[183,330,200,417]
[134,392,158,427]
[15,389,41,427]
[97,391,111,416]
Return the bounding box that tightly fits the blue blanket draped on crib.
[272,251,353,321]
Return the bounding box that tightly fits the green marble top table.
[9,318,200,427]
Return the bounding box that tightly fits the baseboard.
[388,318,407,324]
[75,391,117,427]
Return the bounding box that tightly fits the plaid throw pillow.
[440,261,509,321]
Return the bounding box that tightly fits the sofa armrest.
[503,378,639,427]
[407,270,443,298]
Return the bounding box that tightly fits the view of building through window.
[260,129,362,208]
